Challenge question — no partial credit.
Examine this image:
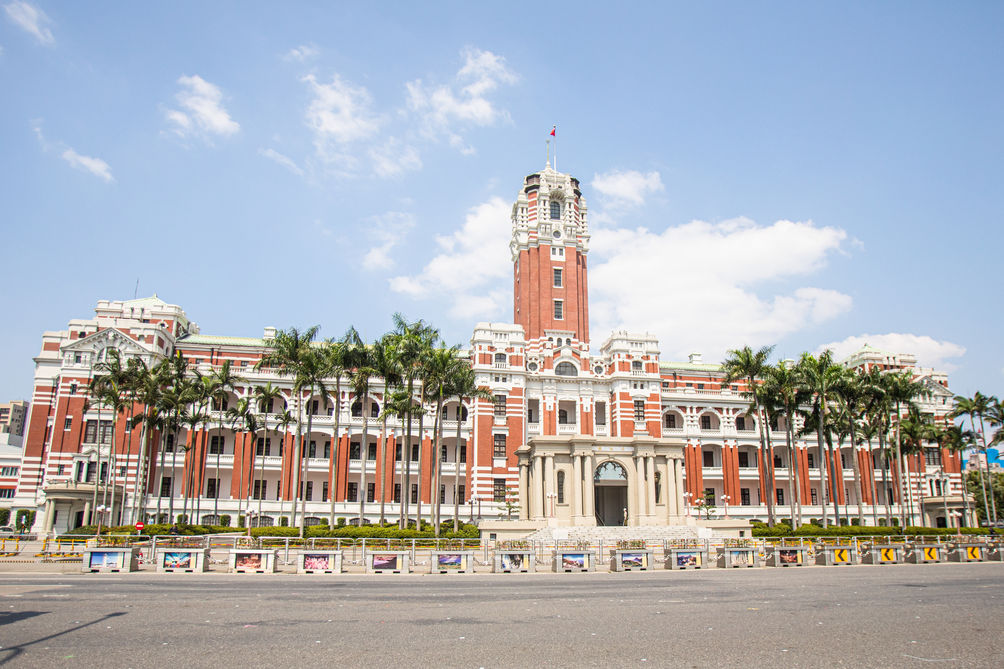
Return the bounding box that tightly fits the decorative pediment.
[62,327,151,357]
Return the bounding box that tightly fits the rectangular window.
[810,488,818,505]
[64,417,72,430]
[776,488,785,505]
[0,489,13,499]
[774,455,783,468]
[322,481,329,502]
[57,464,65,475]
[553,268,562,287]
[305,481,313,501]
[703,450,714,468]
[459,443,467,463]
[160,476,173,497]
[349,442,360,460]
[840,454,847,469]
[206,478,220,498]
[807,453,815,469]
[368,443,377,460]
[634,400,645,421]
[700,415,711,430]
[494,433,507,458]
[735,416,745,431]
[367,482,375,503]
[411,444,419,461]
[70,383,77,395]
[166,433,175,452]
[308,441,317,458]
[440,484,446,504]
[347,482,358,502]
[553,299,563,320]
[738,451,749,468]
[84,420,97,443]
[458,484,465,502]
[441,445,449,462]
[925,449,942,466]
[209,436,224,455]
[324,441,331,459]
[256,437,271,456]
[394,483,401,503]
[411,484,419,503]
[494,395,507,417]
[740,488,751,505]
[493,478,506,502]
[252,479,265,500]
[595,401,606,425]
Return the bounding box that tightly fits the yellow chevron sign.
[923,547,938,561]
[880,548,897,562]
[966,546,982,560]
[834,548,849,563]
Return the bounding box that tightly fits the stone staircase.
[522,525,708,544]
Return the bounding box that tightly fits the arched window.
[654,471,662,504]
[632,360,643,371]
[550,201,561,220]
[557,470,565,504]
[555,362,578,376]
[494,352,507,364]
[664,413,677,429]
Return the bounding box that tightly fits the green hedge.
[752,522,988,538]
[62,523,237,536]
[0,508,9,526]
[249,522,480,539]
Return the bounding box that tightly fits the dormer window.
[550,201,561,220]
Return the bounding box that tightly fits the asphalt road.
[0,562,1001,668]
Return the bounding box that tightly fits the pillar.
[518,462,529,521]
[634,456,646,523]
[584,453,595,522]
[661,456,673,520]
[674,457,684,517]
[532,454,544,519]
[43,500,55,533]
[544,454,555,518]
[572,453,582,521]
[645,456,657,518]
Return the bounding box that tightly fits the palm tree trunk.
[785,420,798,527]
[817,401,829,528]
[416,408,425,530]
[401,376,414,529]
[453,399,464,533]
[378,412,388,525]
[978,414,997,521]
[878,426,892,525]
[764,416,777,520]
[358,391,370,526]
[300,397,314,538]
[432,398,445,535]
[133,417,150,523]
[291,393,303,531]
[89,404,102,525]
[329,378,341,527]
[894,401,909,527]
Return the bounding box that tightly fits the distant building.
[0,401,28,501]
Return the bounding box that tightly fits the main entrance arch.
[594,461,628,526]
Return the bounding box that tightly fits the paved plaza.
[0,562,1000,667]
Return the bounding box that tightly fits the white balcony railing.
[557,423,576,434]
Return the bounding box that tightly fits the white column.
[662,457,675,519]
[532,455,544,519]
[646,456,657,518]
[634,456,646,523]
[585,454,595,522]
[43,500,55,533]
[518,462,529,520]
[674,457,685,518]
[544,455,555,518]
[572,454,582,522]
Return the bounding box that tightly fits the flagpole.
[546,139,550,167]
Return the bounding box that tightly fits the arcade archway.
[594,460,628,526]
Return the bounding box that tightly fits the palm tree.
[252,382,283,522]
[722,345,776,525]
[899,409,936,527]
[323,328,361,526]
[884,371,927,526]
[388,314,440,529]
[225,397,255,520]
[763,360,807,527]
[448,362,493,532]
[940,424,975,527]
[258,326,327,537]
[833,368,867,526]
[369,335,402,525]
[424,345,465,534]
[348,342,377,526]
[381,388,421,526]
[179,407,204,523]
[93,348,132,529]
[129,358,170,523]
[950,392,998,525]
[797,350,843,527]
[208,360,245,520]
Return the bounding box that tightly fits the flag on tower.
[550,125,556,136]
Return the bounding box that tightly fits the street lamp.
[683,491,693,517]
[720,494,731,519]
[546,492,557,518]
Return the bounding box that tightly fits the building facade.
[10,162,970,533]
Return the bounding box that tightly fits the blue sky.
[2,1,1003,408]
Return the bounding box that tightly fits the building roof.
[179,334,265,347]
[659,361,723,372]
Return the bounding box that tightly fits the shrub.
[336,517,346,527]
[0,508,10,525]
[15,510,36,530]
[219,514,231,527]
[279,516,289,527]
[177,514,188,524]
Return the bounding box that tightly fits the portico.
[516,435,686,526]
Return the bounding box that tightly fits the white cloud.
[817,333,966,372]
[283,44,318,62]
[389,197,511,319]
[591,170,664,207]
[32,120,114,183]
[362,212,415,271]
[165,75,240,141]
[406,47,516,152]
[588,217,851,362]
[258,147,303,176]
[4,1,53,45]
[60,147,113,182]
[302,73,381,163]
[369,138,422,178]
